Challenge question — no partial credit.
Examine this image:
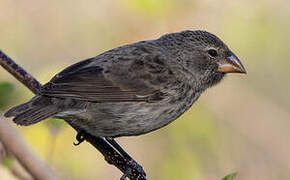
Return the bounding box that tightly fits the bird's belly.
[67,91,200,138]
[73,103,173,137]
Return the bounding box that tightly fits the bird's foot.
[73,131,87,146]
[120,159,147,180]
[104,138,147,179]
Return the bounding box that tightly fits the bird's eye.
[208,49,218,57]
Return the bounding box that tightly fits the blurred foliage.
[0,0,290,179]
[222,172,237,180]
[159,105,218,180]
[123,0,173,18]
[2,157,13,170]
[0,82,14,110]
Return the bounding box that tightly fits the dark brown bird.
[5,30,246,138]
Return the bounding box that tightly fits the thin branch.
[0,141,33,180]
[0,115,59,180]
[0,50,41,94]
[0,50,147,180]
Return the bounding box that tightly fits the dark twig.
[0,50,147,180]
[0,50,41,94]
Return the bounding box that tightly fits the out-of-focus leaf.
[2,156,13,169]
[222,172,237,180]
[0,82,14,109]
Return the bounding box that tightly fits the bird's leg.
[73,130,87,146]
[106,138,146,180]
[73,133,146,179]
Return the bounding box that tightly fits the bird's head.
[159,30,246,89]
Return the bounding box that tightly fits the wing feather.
[40,63,160,102]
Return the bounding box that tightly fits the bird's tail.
[4,96,58,126]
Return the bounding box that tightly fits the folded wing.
[40,59,162,103]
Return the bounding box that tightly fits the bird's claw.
[73,131,86,146]
[120,168,130,180]
[120,159,147,180]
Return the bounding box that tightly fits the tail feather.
[4,96,58,126]
[4,101,32,117]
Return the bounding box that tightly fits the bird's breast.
[117,85,201,136]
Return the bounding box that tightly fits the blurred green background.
[0,0,290,179]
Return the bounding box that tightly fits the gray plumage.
[5,30,246,138]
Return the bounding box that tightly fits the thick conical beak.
[217,51,247,74]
